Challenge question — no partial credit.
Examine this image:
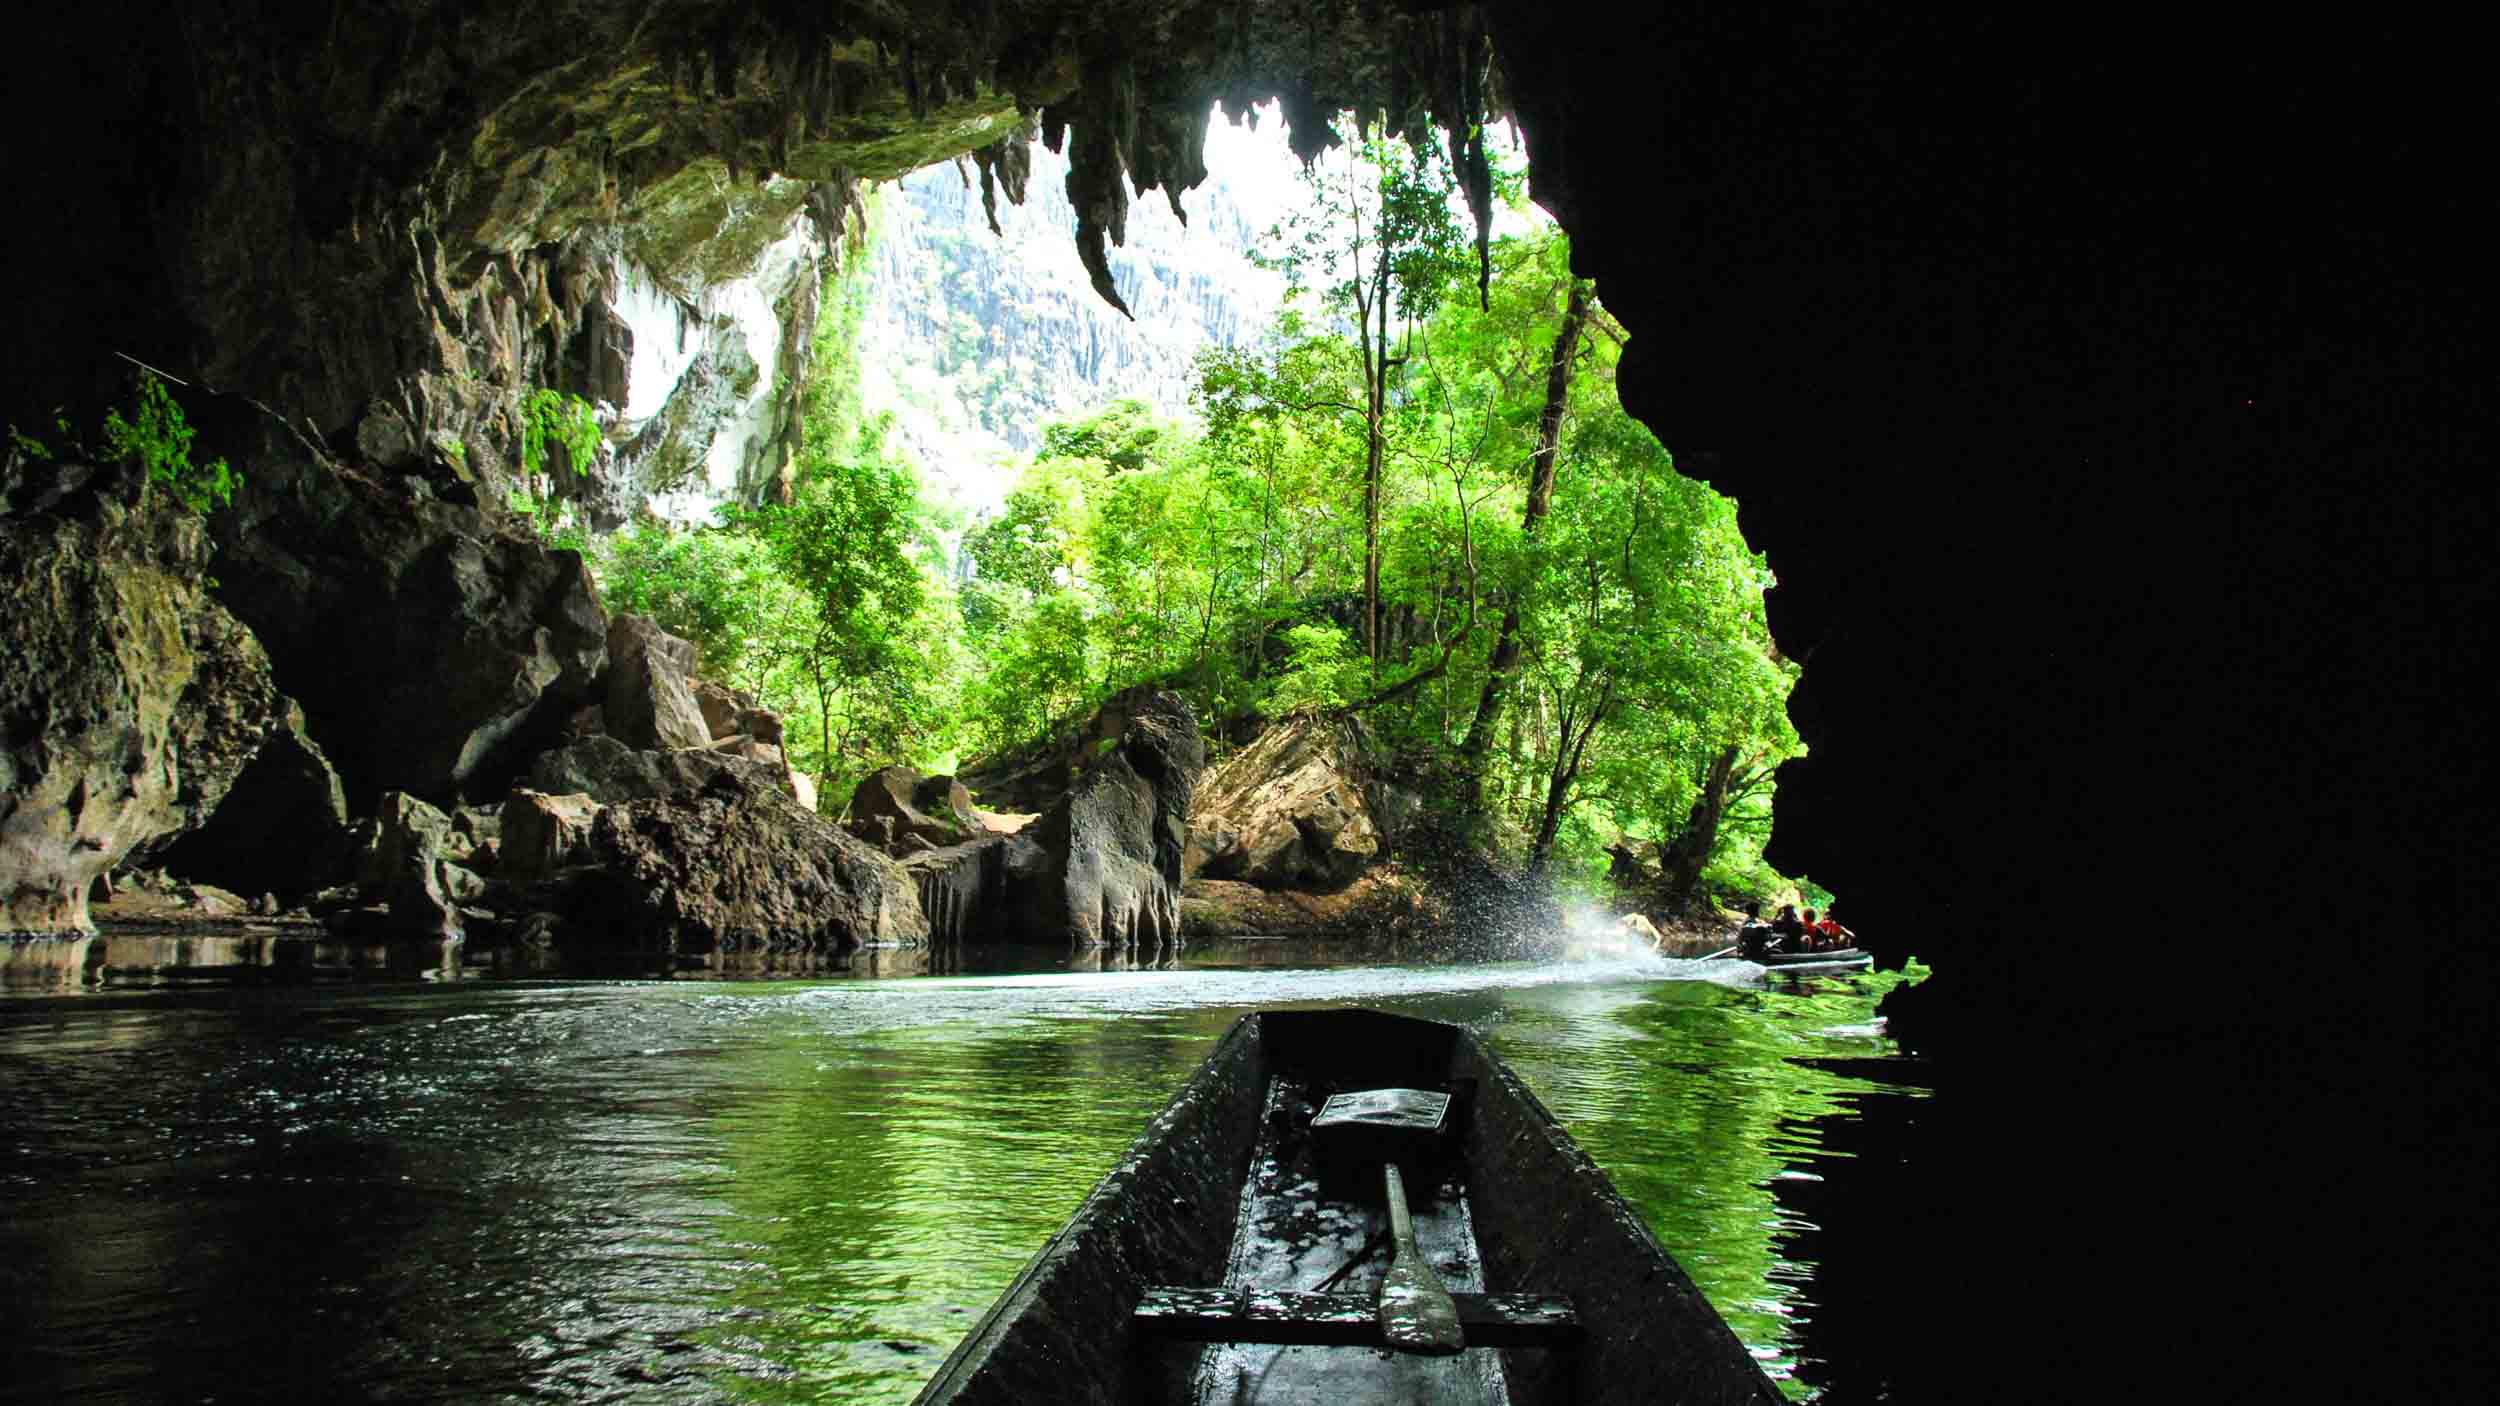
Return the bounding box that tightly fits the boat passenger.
[1736,903,1776,959]
[1770,904,1804,952]
[1801,909,1823,950]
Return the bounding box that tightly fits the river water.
[0,940,1923,1403]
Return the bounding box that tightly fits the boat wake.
[745,950,1757,1038]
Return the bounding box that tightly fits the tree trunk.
[1458,279,1591,812]
[1657,744,1741,911]
[1526,678,1612,878]
[1362,266,1389,665]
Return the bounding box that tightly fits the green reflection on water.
[681,968,1919,1404]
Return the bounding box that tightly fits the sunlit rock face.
[0,463,285,935]
[1185,716,1381,893]
[899,691,1205,951]
[585,187,848,524]
[1004,689,1204,950]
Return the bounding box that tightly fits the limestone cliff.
[859,127,1285,510]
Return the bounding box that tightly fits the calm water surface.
[0,946,1922,1402]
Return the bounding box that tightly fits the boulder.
[371,791,468,940]
[901,839,1013,944]
[1613,913,1665,951]
[528,733,794,806]
[690,677,752,742]
[575,768,925,954]
[603,613,709,751]
[498,789,601,880]
[156,699,356,900]
[999,690,1204,949]
[958,686,1170,816]
[444,805,502,868]
[211,446,608,810]
[848,767,981,851]
[1,460,288,934]
[1185,717,1381,892]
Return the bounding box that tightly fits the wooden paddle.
[1376,1162,1465,1354]
[1699,944,1740,961]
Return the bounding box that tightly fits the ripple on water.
[0,953,1918,1404]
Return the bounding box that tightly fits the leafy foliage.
[951,220,1807,900]
[103,371,237,514]
[1260,623,1366,719]
[520,389,600,481]
[583,254,961,802]
[570,138,1811,903]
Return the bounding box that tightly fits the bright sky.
[1200,100,1548,243]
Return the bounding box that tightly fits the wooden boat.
[1752,947,1872,971]
[912,1007,1785,1405]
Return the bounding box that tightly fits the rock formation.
[365,792,480,942]
[497,789,602,881]
[1,460,287,934]
[211,442,608,811]
[579,769,923,955]
[604,613,712,752]
[849,767,982,849]
[861,132,1284,509]
[153,700,355,902]
[996,690,1204,949]
[851,691,1204,951]
[1185,717,1381,892]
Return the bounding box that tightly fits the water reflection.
[0,954,1920,1403]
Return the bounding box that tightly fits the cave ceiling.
[149,1,1503,441]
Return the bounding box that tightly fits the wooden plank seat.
[1133,1285,1583,1349]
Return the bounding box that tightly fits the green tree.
[1260,123,1473,665]
[595,523,805,695]
[741,421,952,793]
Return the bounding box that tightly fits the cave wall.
[3,0,1503,823]
[1492,3,2473,1046]
[1490,8,2473,1396]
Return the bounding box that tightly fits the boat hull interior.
[913,1008,1782,1405]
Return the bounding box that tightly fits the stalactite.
[968,117,1035,238]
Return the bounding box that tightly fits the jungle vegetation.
[588,125,1811,907]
